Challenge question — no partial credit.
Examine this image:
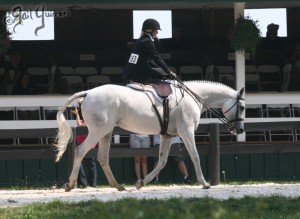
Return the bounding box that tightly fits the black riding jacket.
[123,33,171,83]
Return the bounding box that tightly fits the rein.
[175,79,234,127]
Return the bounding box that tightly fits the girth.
[143,83,171,135]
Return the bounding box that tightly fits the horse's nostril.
[239,129,244,134]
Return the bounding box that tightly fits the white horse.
[54,80,245,192]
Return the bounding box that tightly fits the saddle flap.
[153,84,172,98]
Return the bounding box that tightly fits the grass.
[1,196,300,219]
[1,181,300,218]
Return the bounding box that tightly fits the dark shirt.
[261,37,285,50]
[123,34,171,83]
[4,62,27,86]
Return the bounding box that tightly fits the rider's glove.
[170,71,177,79]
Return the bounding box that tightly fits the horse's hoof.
[117,185,126,191]
[136,179,144,190]
[203,184,211,189]
[64,183,73,192]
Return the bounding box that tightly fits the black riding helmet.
[142,19,161,31]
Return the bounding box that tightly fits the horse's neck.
[185,81,236,108]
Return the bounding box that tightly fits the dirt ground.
[1,183,300,208]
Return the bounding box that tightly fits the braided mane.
[183,80,235,91]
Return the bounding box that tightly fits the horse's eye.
[240,105,245,111]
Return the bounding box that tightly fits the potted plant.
[228,15,261,56]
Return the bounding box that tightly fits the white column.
[114,135,120,144]
[234,2,246,141]
[234,2,246,92]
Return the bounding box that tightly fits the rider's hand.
[71,107,78,115]
[170,71,177,79]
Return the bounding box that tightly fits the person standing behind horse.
[71,99,97,188]
[152,134,192,184]
[123,18,177,84]
[130,134,151,181]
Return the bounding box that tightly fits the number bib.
[128,53,139,64]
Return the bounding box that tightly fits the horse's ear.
[239,87,245,96]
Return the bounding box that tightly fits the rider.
[123,18,177,84]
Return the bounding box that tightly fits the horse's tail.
[54,90,88,162]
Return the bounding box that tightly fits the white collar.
[145,33,154,42]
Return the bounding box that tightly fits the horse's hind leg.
[97,132,125,191]
[136,135,172,189]
[65,133,98,192]
[180,130,210,189]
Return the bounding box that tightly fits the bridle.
[223,94,245,132]
[224,94,245,122]
[174,79,244,129]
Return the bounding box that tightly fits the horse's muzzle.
[229,121,244,135]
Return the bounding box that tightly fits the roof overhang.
[1,1,300,10]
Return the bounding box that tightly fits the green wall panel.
[40,159,57,184]
[0,160,6,185]
[264,153,279,179]
[96,162,107,185]
[3,152,300,187]
[295,153,300,178]
[157,157,175,183]
[123,158,135,183]
[110,158,124,182]
[189,155,207,181]
[236,154,250,179]
[56,157,68,185]
[220,155,236,180]
[278,153,295,179]
[6,160,23,186]
[200,155,208,179]
[250,154,264,179]
[23,160,39,184]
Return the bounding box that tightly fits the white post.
[234,2,246,141]
[114,135,120,144]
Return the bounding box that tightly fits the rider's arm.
[144,40,171,75]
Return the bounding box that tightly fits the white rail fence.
[0,92,299,130]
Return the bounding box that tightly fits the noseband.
[223,94,245,126]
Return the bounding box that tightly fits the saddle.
[153,83,172,98]
[127,82,173,135]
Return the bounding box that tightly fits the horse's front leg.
[97,132,125,191]
[136,135,172,189]
[180,130,210,189]
[65,135,97,192]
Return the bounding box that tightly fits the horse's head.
[222,87,245,135]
